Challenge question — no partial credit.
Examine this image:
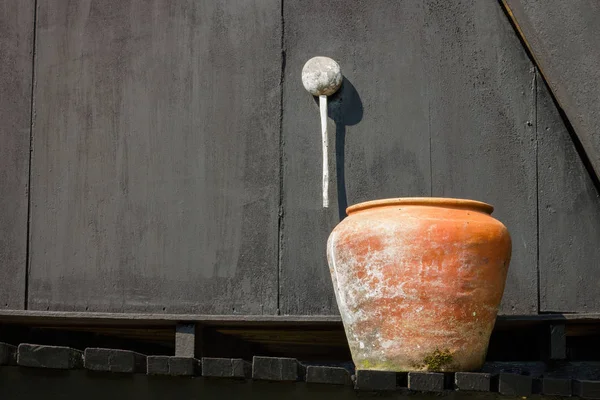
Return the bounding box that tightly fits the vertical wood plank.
[29,0,281,314]
[427,0,538,314]
[0,0,35,310]
[537,74,600,312]
[281,0,432,315]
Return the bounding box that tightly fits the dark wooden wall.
[0,0,35,310]
[1,0,599,317]
[504,0,600,312]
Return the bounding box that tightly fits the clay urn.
[326,198,511,372]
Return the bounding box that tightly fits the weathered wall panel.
[281,0,538,315]
[0,0,34,310]
[427,1,538,314]
[504,0,600,187]
[537,74,600,312]
[29,0,281,313]
[281,0,432,315]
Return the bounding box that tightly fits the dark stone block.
[0,343,16,365]
[147,356,199,376]
[355,370,397,391]
[498,373,532,396]
[306,366,351,385]
[252,356,302,381]
[84,348,146,373]
[17,344,83,369]
[455,372,493,391]
[408,372,445,392]
[202,358,250,379]
[542,377,572,396]
[574,380,600,399]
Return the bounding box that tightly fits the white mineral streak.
[320,95,329,208]
[327,231,346,309]
[330,216,424,360]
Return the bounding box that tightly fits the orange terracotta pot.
[327,198,511,372]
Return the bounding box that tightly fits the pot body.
[327,198,511,372]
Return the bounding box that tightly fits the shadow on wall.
[315,77,364,221]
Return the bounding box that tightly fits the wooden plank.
[28,0,281,314]
[4,309,600,329]
[426,0,538,314]
[536,73,600,312]
[504,0,600,184]
[281,0,433,315]
[0,0,35,310]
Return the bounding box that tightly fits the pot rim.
[346,197,494,215]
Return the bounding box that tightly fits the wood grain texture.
[537,74,600,312]
[426,0,538,314]
[0,0,34,310]
[505,0,600,183]
[29,0,281,314]
[281,0,538,315]
[281,0,432,315]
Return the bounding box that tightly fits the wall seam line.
[534,69,541,314]
[276,0,286,316]
[24,0,38,310]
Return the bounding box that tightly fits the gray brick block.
[306,366,351,385]
[147,356,199,376]
[17,344,83,369]
[202,358,250,379]
[84,348,146,373]
[408,372,445,392]
[252,356,302,381]
[0,343,16,366]
[499,373,532,396]
[455,372,493,391]
[355,370,397,391]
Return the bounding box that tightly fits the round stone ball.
[301,56,343,96]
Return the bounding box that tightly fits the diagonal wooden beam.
[502,0,600,184]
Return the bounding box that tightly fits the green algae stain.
[356,349,455,372]
[422,348,453,371]
[357,359,400,371]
